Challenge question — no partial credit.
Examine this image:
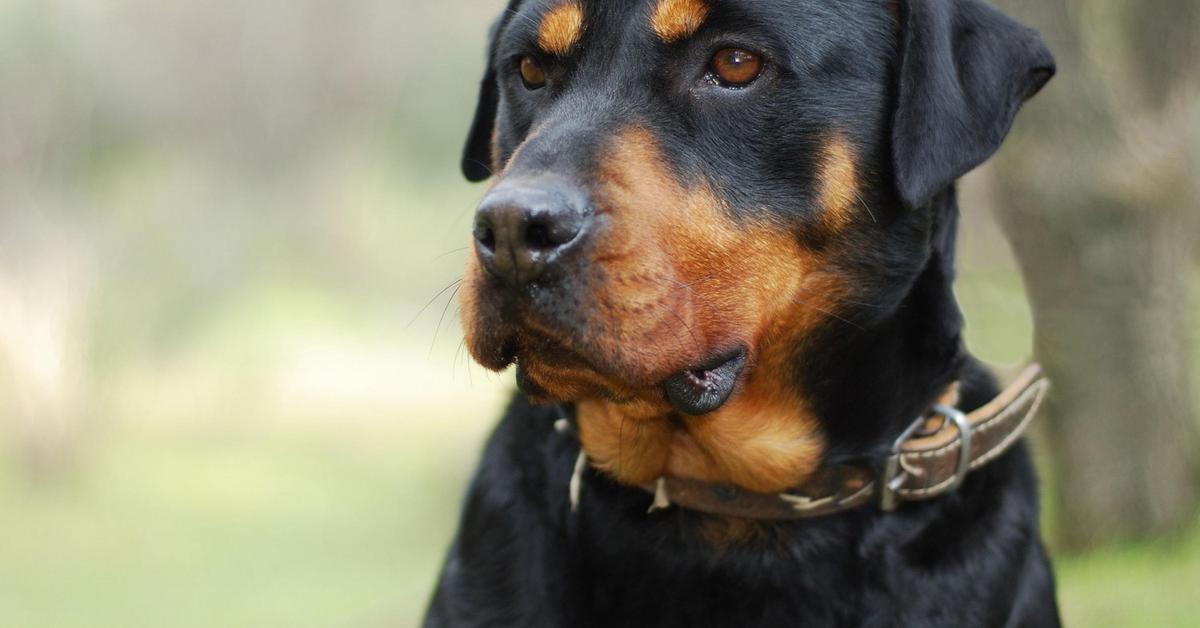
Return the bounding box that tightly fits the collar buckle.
[878,403,974,512]
[932,404,974,492]
[879,416,926,512]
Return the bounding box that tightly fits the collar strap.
[565,365,1049,520]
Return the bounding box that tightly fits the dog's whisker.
[835,297,890,309]
[432,247,470,262]
[463,158,496,177]
[461,337,476,388]
[454,335,467,381]
[851,188,878,224]
[665,271,725,294]
[407,279,463,330]
[618,408,627,478]
[788,295,864,330]
[429,283,464,358]
[504,8,542,32]
[644,295,702,354]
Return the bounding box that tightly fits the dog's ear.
[891,0,1055,208]
[461,14,510,182]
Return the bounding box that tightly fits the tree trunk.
[990,0,1200,550]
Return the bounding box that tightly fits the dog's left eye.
[710,48,763,88]
[519,56,547,90]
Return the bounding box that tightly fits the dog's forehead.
[501,0,782,46]
[487,0,898,227]
[500,0,866,56]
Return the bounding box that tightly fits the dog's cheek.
[585,127,715,373]
[459,250,507,371]
[574,126,846,492]
[816,135,862,234]
[661,205,850,492]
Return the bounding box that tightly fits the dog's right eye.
[519,56,547,90]
[710,48,763,88]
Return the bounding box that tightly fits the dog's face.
[459,0,1051,491]
[466,0,899,405]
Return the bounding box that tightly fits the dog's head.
[459,0,1052,492]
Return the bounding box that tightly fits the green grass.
[0,427,484,628]
[2,426,1197,628]
[1057,524,1200,627]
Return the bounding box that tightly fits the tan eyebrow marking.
[538,2,586,55]
[651,0,710,43]
[817,136,862,231]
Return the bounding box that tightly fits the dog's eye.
[519,56,547,90]
[710,48,762,88]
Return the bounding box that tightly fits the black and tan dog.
[427,0,1059,625]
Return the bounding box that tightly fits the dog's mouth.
[662,350,748,416]
[507,333,750,416]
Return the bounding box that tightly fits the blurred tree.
[990,0,1200,549]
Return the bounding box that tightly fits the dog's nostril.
[525,221,555,251]
[524,214,582,253]
[474,219,497,253]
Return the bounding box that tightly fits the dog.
[426,0,1059,626]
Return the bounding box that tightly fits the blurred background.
[0,1,1195,626]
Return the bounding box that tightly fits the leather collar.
[559,365,1049,520]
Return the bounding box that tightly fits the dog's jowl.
[431,1,1060,626]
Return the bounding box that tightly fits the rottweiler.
[426,0,1060,626]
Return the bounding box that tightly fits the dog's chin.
[508,344,652,404]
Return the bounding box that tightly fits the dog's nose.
[473,178,592,286]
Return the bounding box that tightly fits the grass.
[1056,524,1200,627]
[0,426,488,628]
[2,424,1197,628]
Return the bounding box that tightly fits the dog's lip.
[514,361,552,398]
[663,349,748,417]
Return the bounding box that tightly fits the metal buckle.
[879,417,926,512]
[879,405,974,512]
[932,404,973,492]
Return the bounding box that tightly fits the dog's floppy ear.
[891,0,1055,208]
[461,12,513,182]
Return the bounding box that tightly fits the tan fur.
[539,2,585,55]
[817,136,861,232]
[650,0,709,43]
[566,127,837,494]
[462,125,850,494]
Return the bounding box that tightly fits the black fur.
[430,0,1059,626]
[891,0,1055,209]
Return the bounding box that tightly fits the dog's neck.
[576,322,827,494]
[811,189,968,459]
[577,190,968,494]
